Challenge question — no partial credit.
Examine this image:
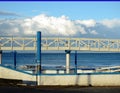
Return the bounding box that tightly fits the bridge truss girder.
[0,37,120,52]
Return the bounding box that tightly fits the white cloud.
[76,19,96,27]
[0,10,21,16]
[32,10,39,12]
[100,19,120,28]
[27,14,87,36]
[90,30,98,35]
[0,14,120,38]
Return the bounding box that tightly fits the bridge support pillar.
[0,50,2,64]
[65,50,71,74]
[37,31,41,86]
[75,51,77,74]
[13,51,17,69]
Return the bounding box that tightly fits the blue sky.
[0,1,120,38]
[0,1,120,20]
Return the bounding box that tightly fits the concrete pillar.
[0,50,2,64]
[65,50,71,74]
[37,31,41,85]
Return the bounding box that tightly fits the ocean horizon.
[2,52,120,69]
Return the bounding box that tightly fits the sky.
[0,1,120,39]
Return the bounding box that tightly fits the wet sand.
[0,85,120,93]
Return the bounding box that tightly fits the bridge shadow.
[0,78,37,86]
[75,73,92,86]
[87,73,92,86]
[75,74,80,86]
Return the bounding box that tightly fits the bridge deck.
[0,36,120,51]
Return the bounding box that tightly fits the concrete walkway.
[0,86,120,93]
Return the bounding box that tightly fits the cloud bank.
[0,14,120,38]
[0,11,20,16]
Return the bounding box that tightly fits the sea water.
[2,52,120,68]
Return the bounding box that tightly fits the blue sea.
[2,52,120,68]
